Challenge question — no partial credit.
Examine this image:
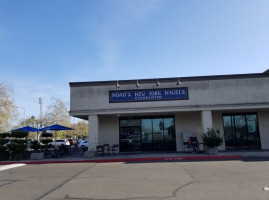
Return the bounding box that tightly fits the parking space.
[0,160,269,200]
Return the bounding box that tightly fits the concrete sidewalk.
[1,150,269,165]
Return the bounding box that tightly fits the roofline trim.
[69,70,269,87]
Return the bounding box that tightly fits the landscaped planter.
[31,152,44,160]
[0,152,10,161]
[206,147,218,155]
[202,128,223,156]
[10,152,27,161]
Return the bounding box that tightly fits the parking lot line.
[0,164,26,171]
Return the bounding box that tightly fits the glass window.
[120,119,140,127]
[223,116,236,150]
[246,115,257,133]
[246,115,260,149]
[234,115,248,148]
[141,119,152,143]
[153,118,163,142]
[223,113,260,150]
[127,119,140,127]
[120,116,176,151]
[120,120,127,127]
[164,118,175,142]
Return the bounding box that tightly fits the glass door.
[234,115,248,149]
[120,117,176,152]
[223,115,236,150]
[223,113,261,150]
[246,114,260,149]
[120,126,141,152]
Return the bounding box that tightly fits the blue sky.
[1,0,269,123]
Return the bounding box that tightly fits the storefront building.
[69,70,269,154]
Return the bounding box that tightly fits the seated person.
[187,137,197,152]
[192,137,200,152]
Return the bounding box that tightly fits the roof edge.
[264,69,269,74]
[70,70,269,87]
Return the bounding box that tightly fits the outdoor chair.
[182,132,194,153]
[111,144,119,156]
[51,148,60,158]
[103,144,110,156]
[96,145,104,157]
[183,142,193,153]
[59,144,66,157]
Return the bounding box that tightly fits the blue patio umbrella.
[12,126,40,132]
[41,124,74,147]
[41,124,74,131]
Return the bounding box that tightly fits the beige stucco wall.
[71,74,269,151]
[98,115,119,146]
[175,111,225,151]
[174,112,202,151]
[95,110,268,151]
[70,77,269,116]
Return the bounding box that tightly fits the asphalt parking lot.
[0,159,269,200]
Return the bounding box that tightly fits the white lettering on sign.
[112,92,131,98]
[135,96,155,101]
[110,88,188,102]
[149,91,162,96]
[164,89,186,95]
[134,92,145,97]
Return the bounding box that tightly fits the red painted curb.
[0,155,243,165]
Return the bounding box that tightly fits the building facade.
[69,70,269,153]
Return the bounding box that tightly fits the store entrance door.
[120,126,141,152]
[223,113,261,150]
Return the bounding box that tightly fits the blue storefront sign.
[109,88,188,103]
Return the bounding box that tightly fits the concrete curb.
[0,155,243,165]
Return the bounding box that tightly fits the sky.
[1,0,269,124]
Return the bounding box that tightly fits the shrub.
[11,130,28,138]
[202,128,223,148]
[0,133,10,139]
[7,143,28,160]
[41,132,53,138]
[0,146,8,153]
[41,139,53,145]
[0,133,10,160]
[30,141,42,152]
[0,139,9,146]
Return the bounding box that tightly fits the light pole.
[17,106,26,127]
[39,97,42,129]
[38,97,42,142]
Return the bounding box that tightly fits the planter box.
[0,152,10,161]
[83,151,95,158]
[31,152,44,160]
[206,147,218,155]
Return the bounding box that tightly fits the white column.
[201,110,213,133]
[88,115,99,152]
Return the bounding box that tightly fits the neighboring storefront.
[69,70,269,153]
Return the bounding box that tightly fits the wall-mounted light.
[136,80,140,87]
[116,80,120,88]
[177,78,181,86]
[156,79,160,87]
